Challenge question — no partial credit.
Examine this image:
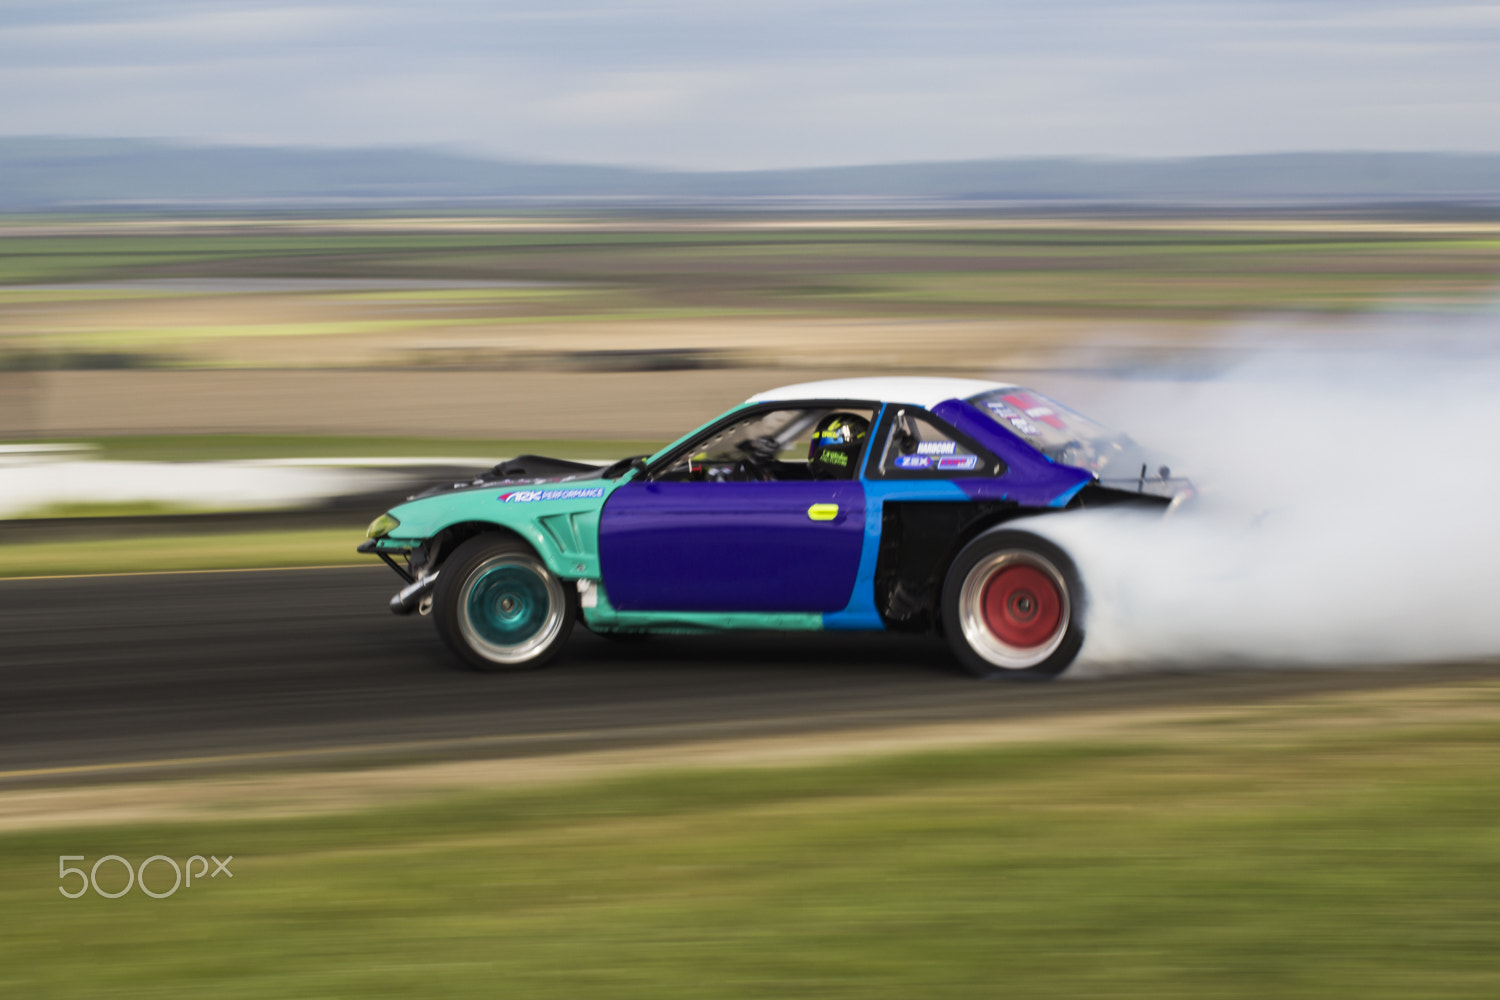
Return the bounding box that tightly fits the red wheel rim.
[979,564,1063,649]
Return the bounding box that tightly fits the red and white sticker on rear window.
[1002,391,1068,429]
[985,391,1070,436]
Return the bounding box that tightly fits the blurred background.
[4,1,1500,543]
[4,3,1500,997]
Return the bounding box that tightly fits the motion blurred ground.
[4,668,1499,998]
[5,214,1500,438]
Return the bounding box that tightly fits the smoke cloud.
[1023,312,1500,675]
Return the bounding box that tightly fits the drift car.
[359,377,1186,679]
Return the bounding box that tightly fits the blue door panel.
[599,481,865,612]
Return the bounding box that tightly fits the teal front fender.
[379,478,624,580]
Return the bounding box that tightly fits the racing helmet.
[808,412,870,478]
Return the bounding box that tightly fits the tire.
[941,528,1084,680]
[432,534,576,672]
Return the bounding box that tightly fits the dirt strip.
[4,678,1497,833]
[3,366,842,440]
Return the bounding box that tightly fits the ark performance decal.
[499,488,607,503]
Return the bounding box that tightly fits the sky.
[2,0,1499,170]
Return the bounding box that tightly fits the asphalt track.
[1,566,1493,785]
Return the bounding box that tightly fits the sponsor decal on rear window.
[1002,391,1068,429]
[499,488,606,503]
[936,455,980,470]
[984,400,1040,436]
[893,455,933,470]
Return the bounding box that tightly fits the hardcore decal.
[915,441,957,455]
[499,488,607,502]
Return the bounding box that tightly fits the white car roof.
[747,376,1014,409]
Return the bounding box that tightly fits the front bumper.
[357,537,435,615]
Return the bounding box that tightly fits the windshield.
[968,387,1142,476]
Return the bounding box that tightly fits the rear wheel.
[941,528,1083,680]
[433,535,576,671]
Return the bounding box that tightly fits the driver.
[808,412,869,479]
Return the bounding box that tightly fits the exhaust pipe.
[390,572,438,616]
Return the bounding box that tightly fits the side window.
[873,408,998,479]
[651,406,876,483]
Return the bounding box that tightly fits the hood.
[406,453,611,501]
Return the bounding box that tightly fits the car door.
[597,404,872,613]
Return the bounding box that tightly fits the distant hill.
[2,138,1499,210]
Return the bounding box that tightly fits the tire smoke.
[1022,316,1500,675]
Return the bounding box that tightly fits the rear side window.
[871,408,1000,479]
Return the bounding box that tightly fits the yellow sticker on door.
[807,504,840,521]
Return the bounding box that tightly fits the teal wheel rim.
[457,554,565,664]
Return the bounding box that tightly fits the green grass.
[3,435,661,462]
[10,501,213,519]
[0,529,366,577]
[4,711,1500,998]
[5,220,1500,324]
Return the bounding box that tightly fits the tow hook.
[390,571,439,616]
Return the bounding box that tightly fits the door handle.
[807,503,839,521]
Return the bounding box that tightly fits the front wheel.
[941,528,1084,680]
[433,535,576,671]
